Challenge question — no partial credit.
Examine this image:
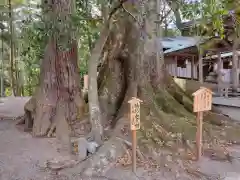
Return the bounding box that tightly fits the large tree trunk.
[60,1,240,176]
[61,0,194,176]
[21,0,85,151]
[87,24,109,145]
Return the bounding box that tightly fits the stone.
[87,141,99,154]
[166,155,172,162]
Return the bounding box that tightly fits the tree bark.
[8,0,16,96]
[96,0,236,147]
[87,24,109,144]
[23,0,85,147]
[87,0,130,144]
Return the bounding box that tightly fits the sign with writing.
[192,87,213,112]
[192,87,213,160]
[128,97,142,130]
[83,75,88,90]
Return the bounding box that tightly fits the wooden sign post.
[192,87,213,160]
[83,75,88,91]
[128,97,142,173]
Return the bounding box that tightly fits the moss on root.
[96,64,240,155]
[136,81,240,153]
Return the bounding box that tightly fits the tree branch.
[157,9,172,24]
[108,0,128,21]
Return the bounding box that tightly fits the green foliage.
[75,0,101,74]
[19,17,45,94]
[7,0,240,97]
[12,0,101,95]
[181,0,202,19]
[181,0,240,38]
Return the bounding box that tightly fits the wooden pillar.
[83,75,88,90]
[217,52,223,94]
[232,49,239,91]
[175,56,178,77]
[191,55,194,79]
[198,49,203,83]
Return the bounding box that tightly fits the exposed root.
[45,159,82,171]
[60,137,125,177]
[82,137,125,176]
[185,167,211,180]
[151,121,171,143]
[47,122,56,137]
[116,137,145,161]
[15,115,25,125]
[204,147,234,163]
[204,112,225,126]
[117,145,132,166]
[33,103,55,137]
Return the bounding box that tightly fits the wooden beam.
[175,56,178,77]
[232,47,239,91]
[217,52,223,94]
[166,52,197,57]
[198,49,203,83]
[191,55,194,79]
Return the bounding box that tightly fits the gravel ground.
[0,119,191,180]
[0,119,67,180]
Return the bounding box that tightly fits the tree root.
[204,148,234,163]
[151,121,171,142]
[204,112,225,126]
[59,137,125,177]
[45,159,83,171]
[47,122,56,137]
[116,137,145,161]
[15,115,25,125]
[185,167,211,180]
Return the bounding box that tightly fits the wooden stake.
[132,129,137,173]
[193,87,212,160]
[128,97,142,173]
[196,111,203,160]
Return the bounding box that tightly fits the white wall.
[221,69,231,83]
[165,57,238,83]
[165,57,195,79]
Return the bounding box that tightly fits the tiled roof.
[161,36,238,59]
[161,36,207,54]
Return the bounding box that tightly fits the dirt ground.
[0,118,192,180]
[1,97,240,180]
